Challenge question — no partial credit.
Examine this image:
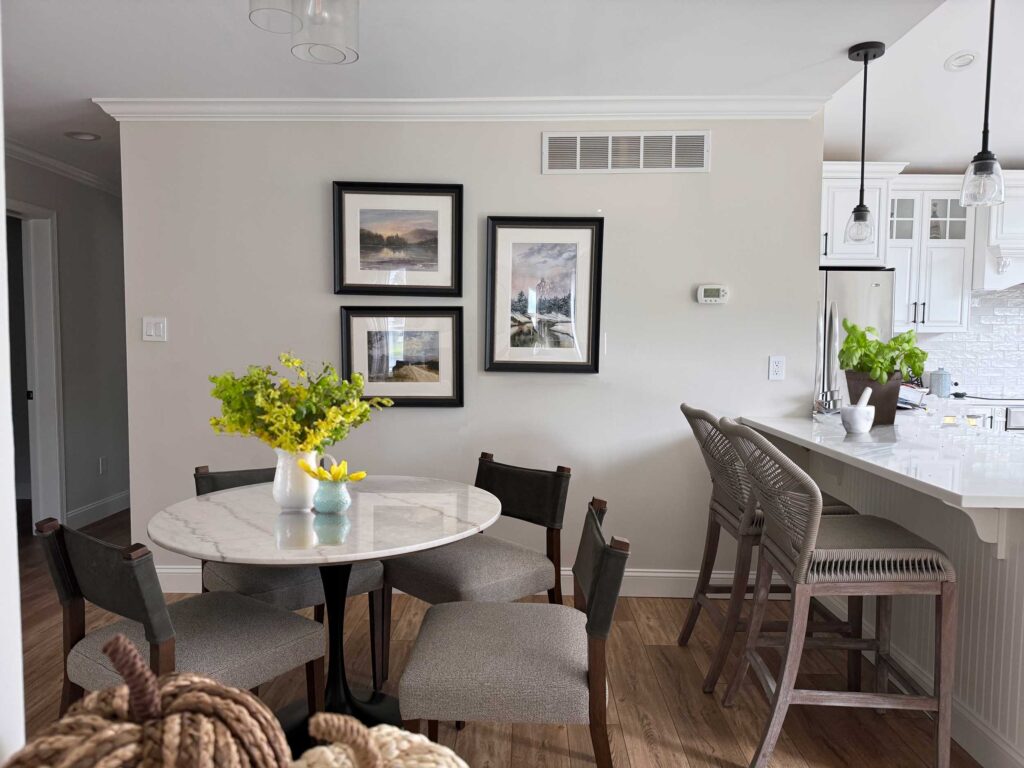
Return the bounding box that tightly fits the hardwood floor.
[19,514,981,767]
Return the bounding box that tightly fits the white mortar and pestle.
[841,387,875,434]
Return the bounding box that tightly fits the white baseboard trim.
[818,596,1024,768]
[65,491,129,529]
[156,565,202,593]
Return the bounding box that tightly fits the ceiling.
[2,0,942,188]
[824,0,1024,173]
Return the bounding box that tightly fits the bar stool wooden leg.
[874,595,892,700]
[678,508,721,646]
[723,555,772,707]
[935,582,957,768]
[750,584,812,768]
[703,532,755,692]
[847,595,863,692]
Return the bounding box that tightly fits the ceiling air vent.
[542,130,709,175]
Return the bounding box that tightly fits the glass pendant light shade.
[845,204,875,244]
[249,0,301,34]
[961,152,1005,206]
[291,0,359,64]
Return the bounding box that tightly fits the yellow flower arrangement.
[209,353,391,454]
[298,458,367,484]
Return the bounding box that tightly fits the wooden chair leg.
[59,677,83,716]
[369,589,384,691]
[455,721,466,731]
[547,528,563,605]
[678,512,721,646]
[750,583,812,768]
[847,595,863,692]
[403,719,420,734]
[875,595,892,701]
[314,603,325,623]
[703,532,755,693]
[935,582,957,768]
[723,554,772,707]
[589,719,614,768]
[427,720,439,742]
[381,584,392,683]
[306,657,325,714]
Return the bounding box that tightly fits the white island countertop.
[740,413,1024,556]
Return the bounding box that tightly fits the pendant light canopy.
[291,0,359,65]
[961,0,1004,207]
[845,41,885,245]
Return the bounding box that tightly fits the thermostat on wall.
[697,284,729,304]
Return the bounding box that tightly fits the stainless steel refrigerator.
[815,267,895,413]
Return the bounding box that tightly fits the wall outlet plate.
[769,355,786,381]
[142,316,168,342]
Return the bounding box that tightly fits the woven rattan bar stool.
[719,419,958,768]
[677,404,858,693]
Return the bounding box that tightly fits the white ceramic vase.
[272,448,319,513]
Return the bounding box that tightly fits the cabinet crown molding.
[822,160,908,180]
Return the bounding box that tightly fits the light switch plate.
[142,316,168,342]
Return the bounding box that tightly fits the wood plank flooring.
[19,514,981,767]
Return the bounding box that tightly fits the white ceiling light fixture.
[249,0,301,34]
[63,131,101,141]
[291,0,359,65]
[944,50,977,72]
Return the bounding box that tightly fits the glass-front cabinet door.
[920,193,973,332]
[888,194,922,333]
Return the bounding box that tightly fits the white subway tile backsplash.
[918,284,1024,397]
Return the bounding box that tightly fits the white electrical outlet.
[768,355,786,381]
[142,316,168,342]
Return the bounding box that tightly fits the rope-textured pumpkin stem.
[309,713,383,768]
[102,635,162,722]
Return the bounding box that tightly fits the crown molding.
[5,142,120,197]
[822,160,909,180]
[93,96,825,123]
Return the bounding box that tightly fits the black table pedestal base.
[282,563,402,755]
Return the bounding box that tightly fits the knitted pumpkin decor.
[5,634,467,768]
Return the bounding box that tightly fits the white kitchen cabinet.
[973,170,1024,290]
[820,161,907,268]
[888,185,974,334]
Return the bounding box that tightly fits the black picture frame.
[485,216,604,373]
[333,181,463,296]
[340,306,464,407]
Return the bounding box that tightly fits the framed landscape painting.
[485,216,603,373]
[334,181,463,296]
[341,307,464,407]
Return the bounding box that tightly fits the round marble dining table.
[148,475,502,732]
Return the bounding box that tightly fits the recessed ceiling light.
[63,131,101,142]
[944,50,977,72]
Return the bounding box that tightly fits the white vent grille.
[542,130,709,174]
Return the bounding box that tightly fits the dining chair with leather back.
[194,465,391,690]
[35,517,326,717]
[384,452,571,606]
[398,498,628,768]
[718,420,957,768]
[677,403,861,694]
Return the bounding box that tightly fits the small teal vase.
[314,481,351,515]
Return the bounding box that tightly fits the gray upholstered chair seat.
[203,560,383,610]
[67,591,325,691]
[806,515,957,584]
[399,601,589,723]
[385,535,555,604]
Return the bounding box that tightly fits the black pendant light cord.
[981,0,996,154]
[858,57,869,206]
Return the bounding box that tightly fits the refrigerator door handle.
[823,232,828,256]
[921,302,926,324]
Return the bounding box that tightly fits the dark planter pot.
[845,370,902,426]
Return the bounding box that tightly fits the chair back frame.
[475,452,572,603]
[35,518,177,684]
[719,420,824,583]
[680,403,756,531]
[194,465,276,496]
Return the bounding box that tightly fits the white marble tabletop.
[740,413,1024,511]
[148,476,502,566]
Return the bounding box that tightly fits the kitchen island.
[741,412,1024,768]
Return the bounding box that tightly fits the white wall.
[3,159,129,524]
[0,20,27,758]
[119,117,824,589]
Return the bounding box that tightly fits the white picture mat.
[351,314,455,398]
[343,192,453,287]
[492,226,593,364]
